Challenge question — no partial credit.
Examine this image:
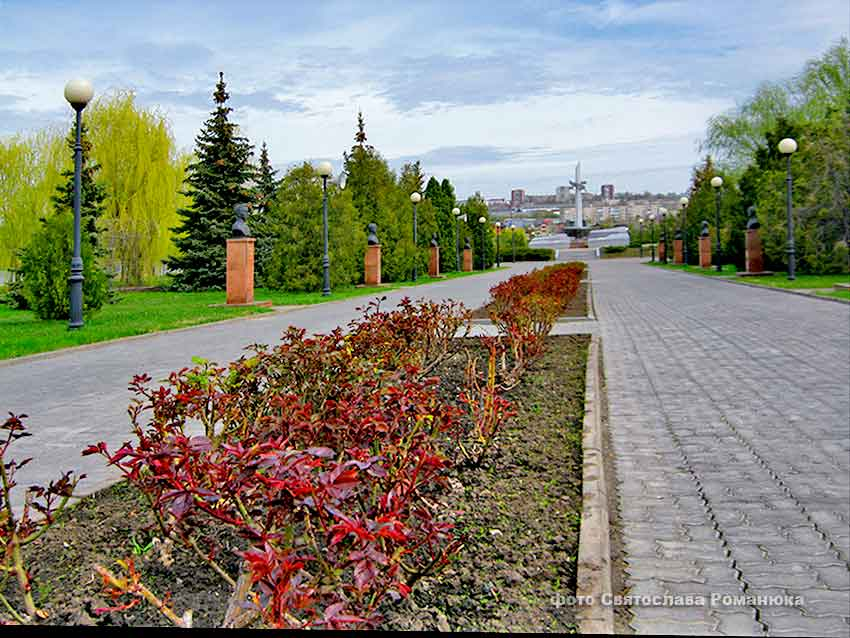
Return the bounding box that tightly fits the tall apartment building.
[510,189,526,208]
[601,184,615,200]
[555,185,569,202]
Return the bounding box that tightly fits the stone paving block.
[710,609,763,636]
[630,617,718,636]
[591,261,850,636]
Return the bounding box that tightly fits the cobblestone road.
[592,260,850,636]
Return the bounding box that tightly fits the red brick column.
[462,248,473,272]
[658,240,666,262]
[429,245,440,277]
[745,229,764,273]
[699,236,711,268]
[673,239,684,264]
[226,238,255,305]
[365,244,381,285]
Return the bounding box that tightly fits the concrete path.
[0,264,546,508]
[592,259,850,636]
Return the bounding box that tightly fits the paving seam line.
[576,334,615,634]
[645,264,850,305]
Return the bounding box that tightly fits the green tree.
[17,123,110,319]
[51,123,107,253]
[461,193,495,269]
[250,141,280,284]
[440,178,459,269]
[86,91,189,284]
[424,176,457,272]
[264,163,363,291]
[0,130,67,271]
[18,212,110,319]
[166,72,255,291]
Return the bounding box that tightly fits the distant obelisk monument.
[569,162,587,229]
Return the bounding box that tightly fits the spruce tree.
[251,141,279,283]
[51,122,107,253]
[166,72,254,290]
[17,121,110,318]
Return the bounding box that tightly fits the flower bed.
[2,264,587,629]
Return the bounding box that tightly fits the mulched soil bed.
[470,281,588,319]
[7,335,589,629]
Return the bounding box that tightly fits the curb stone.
[576,334,615,634]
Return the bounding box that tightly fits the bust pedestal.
[673,239,684,264]
[462,248,473,272]
[429,246,440,277]
[365,244,381,285]
[226,238,255,305]
[745,228,764,274]
[699,236,711,268]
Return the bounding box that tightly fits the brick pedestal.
[699,236,711,268]
[462,248,473,272]
[226,238,255,305]
[673,239,684,264]
[658,240,666,262]
[745,229,764,274]
[365,244,381,285]
[429,246,440,277]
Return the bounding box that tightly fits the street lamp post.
[64,79,94,329]
[679,196,689,265]
[453,207,462,271]
[778,138,798,280]
[410,192,421,281]
[710,177,723,272]
[495,222,502,267]
[649,213,656,262]
[510,223,516,262]
[478,216,487,270]
[316,161,333,296]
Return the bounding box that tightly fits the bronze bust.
[367,222,379,246]
[232,203,251,238]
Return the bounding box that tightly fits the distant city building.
[556,185,569,202]
[601,184,615,200]
[510,189,526,208]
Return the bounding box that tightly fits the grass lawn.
[0,268,504,361]
[737,273,850,290]
[816,289,850,301]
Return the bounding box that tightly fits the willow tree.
[0,130,67,271]
[86,91,189,284]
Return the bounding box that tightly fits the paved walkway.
[592,259,850,636]
[0,264,545,509]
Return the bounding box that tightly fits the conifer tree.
[51,123,107,253]
[251,141,279,283]
[17,122,110,318]
[166,72,254,290]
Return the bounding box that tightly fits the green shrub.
[602,245,628,254]
[18,212,111,320]
[500,247,555,262]
[0,276,28,310]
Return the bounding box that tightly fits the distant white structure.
[587,226,630,249]
[569,162,587,228]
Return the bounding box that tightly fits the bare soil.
[5,335,589,630]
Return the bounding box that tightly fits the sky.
[0,0,847,199]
